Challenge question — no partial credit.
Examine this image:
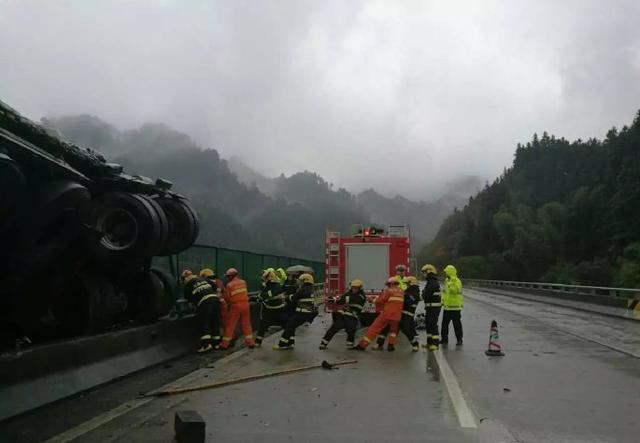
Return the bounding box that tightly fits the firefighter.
[395,264,408,290]
[273,273,318,350]
[319,279,366,349]
[219,268,255,350]
[352,277,404,351]
[200,268,228,345]
[441,264,463,345]
[255,269,287,346]
[181,269,220,353]
[421,264,441,351]
[374,275,420,351]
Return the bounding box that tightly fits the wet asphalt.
[2,289,639,442]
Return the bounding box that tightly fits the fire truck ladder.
[325,230,341,312]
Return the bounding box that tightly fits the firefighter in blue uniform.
[319,279,366,349]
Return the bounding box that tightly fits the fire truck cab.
[324,224,411,325]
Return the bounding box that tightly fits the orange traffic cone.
[485,320,505,356]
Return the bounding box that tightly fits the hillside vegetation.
[418,111,640,288]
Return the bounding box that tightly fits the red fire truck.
[324,224,411,325]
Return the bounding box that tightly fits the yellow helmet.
[350,279,363,288]
[199,268,215,278]
[275,268,287,281]
[262,269,276,282]
[405,276,419,287]
[421,264,437,275]
[298,273,314,284]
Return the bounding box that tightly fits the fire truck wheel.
[154,197,199,256]
[92,193,168,261]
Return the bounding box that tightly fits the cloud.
[1,0,639,199]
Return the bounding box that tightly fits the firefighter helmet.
[199,268,215,278]
[225,267,239,277]
[180,269,193,281]
[421,264,437,275]
[405,276,419,287]
[298,273,314,284]
[395,264,407,273]
[350,279,363,288]
[262,269,276,282]
[386,276,399,286]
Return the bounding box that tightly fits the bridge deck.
[3,289,640,442]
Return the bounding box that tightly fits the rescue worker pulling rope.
[319,279,366,349]
[421,264,441,351]
[374,275,421,351]
[255,269,288,346]
[273,273,318,350]
[219,268,255,350]
[352,277,404,351]
[181,269,220,353]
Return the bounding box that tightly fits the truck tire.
[12,180,90,276]
[50,270,119,335]
[92,193,168,261]
[155,197,199,255]
[150,267,177,314]
[129,270,167,323]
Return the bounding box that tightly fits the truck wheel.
[92,193,168,261]
[129,270,167,323]
[50,270,119,335]
[12,180,90,276]
[150,268,177,315]
[0,153,25,227]
[155,197,199,255]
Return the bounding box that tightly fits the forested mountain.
[418,111,640,288]
[228,157,481,247]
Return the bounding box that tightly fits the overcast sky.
[1,0,640,199]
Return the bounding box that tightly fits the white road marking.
[433,349,478,428]
[44,346,253,443]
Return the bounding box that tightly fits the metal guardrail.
[465,279,640,300]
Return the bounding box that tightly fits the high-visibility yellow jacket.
[442,265,463,311]
[396,275,407,291]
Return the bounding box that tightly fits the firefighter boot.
[411,341,420,352]
[387,344,396,352]
[197,343,213,353]
[428,344,439,351]
[319,339,328,350]
[255,336,263,347]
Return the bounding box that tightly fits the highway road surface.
[2,288,639,442]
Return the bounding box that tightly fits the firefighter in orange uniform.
[352,277,404,351]
[219,268,255,349]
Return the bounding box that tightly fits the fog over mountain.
[2,1,640,200]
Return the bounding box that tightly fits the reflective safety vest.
[396,275,407,291]
[224,278,249,304]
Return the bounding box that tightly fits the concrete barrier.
[0,316,198,421]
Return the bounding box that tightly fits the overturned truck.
[0,100,199,348]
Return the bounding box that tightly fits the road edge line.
[433,349,478,429]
